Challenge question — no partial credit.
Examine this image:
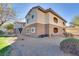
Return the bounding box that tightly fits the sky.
[12,3,79,25]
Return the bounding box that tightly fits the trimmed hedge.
[60,38,79,56]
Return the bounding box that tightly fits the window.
[32,15,34,19]
[31,27,35,33]
[54,17,58,23]
[27,19,29,24]
[53,28,58,33]
[63,22,65,26]
[63,28,65,32]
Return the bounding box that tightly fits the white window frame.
[31,27,36,33]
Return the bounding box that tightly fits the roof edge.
[25,6,67,23]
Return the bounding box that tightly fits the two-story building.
[21,6,67,37]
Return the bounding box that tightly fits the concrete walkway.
[10,36,72,56]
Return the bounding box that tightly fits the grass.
[0,46,11,56]
[0,37,15,49]
[0,37,17,55]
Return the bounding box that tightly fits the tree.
[0,4,16,26]
[72,16,79,26]
[6,23,14,33]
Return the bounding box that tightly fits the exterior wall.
[36,23,46,36]
[36,10,65,27]
[36,9,46,24]
[47,12,65,28]
[22,23,65,37]
[25,9,38,26]
[49,24,65,36]
[22,23,37,37]
[22,23,46,37]
[25,8,66,27]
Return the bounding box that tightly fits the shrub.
[6,23,14,30]
[60,38,79,55]
[5,23,14,33]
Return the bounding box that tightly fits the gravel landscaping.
[10,35,72,56]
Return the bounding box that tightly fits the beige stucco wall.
[49,24,65,36]
[48,12,65,28]
[36,9,46,24]
[21,23,37,37]
[36,23,46,35]
[22,23,65,37]
[36,10,65,36]
[22,23,46,37]
[36,10,65,28]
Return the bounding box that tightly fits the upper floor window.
[63,28,65,32]
[27,19,29,24]
[63,22,65,26]
[32,15,34,19]
[54,17,58,23]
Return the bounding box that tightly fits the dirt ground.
[10,35,72,56]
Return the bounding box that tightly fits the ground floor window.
[31,27,36,33]
[63,28,65,32]
[53,27,58,33]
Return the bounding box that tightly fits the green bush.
[6,23,14,31]
[60,38,79,44]
[60,38,79,55]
